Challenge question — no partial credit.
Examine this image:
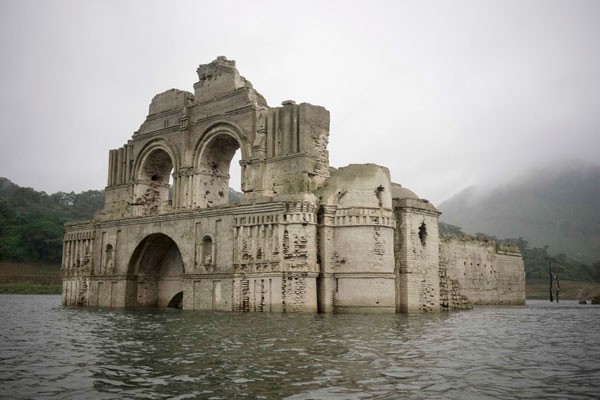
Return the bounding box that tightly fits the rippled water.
[1,295,599,399]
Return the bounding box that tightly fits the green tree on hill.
[0,178,104,264]
[440,219,599,283]
[503,237,600,283]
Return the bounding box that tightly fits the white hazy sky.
[1,0,599,204]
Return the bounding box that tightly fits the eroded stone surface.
[62,57,525,313]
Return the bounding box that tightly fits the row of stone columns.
[107,143,133,187]
[234,223,280,265]
[62,237,93,272]
[270,105,301,158]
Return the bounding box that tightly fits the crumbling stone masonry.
[439,233,526,307]
[62,57,525,312]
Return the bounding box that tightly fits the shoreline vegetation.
[525,279,600,301]
[0,262,61,294]
[0,283,61,294]
[2,262,600,300]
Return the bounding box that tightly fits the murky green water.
[1,295,598,399]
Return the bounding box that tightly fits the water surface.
[1,295,598,399]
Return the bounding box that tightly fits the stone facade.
[439,234,526,308]
[62,57,525,312]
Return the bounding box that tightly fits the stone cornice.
[333,272,395,278]
[94,202,288,229]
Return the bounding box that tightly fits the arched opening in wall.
[201,235,214,267]
[138,149,175,210]
[167,291,183,309]
[104,244,114,275]
[197,133,241,207]
[419,222,427,246]
[127,233,184,308]
[229,149,242,204]
[168,171,174,202]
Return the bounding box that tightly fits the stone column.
[107,151,114,187]
[116,148,123,185]
[111,150,118,187]
[317,205,336,313]
[125,144,132,183]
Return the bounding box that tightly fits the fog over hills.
[438,162,600,263]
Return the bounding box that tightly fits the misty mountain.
[438,163,600,263]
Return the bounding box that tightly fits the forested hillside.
[0,178,103,264]
[439,163,600,264]
[0,178,243,266]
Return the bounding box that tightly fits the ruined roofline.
[135,56,266,124]
[440,231,522,255]
[64,220,95,229]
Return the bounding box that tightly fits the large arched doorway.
[229,149,242,204]
[135,147,175,213]
[196,132,242,207]
[127,233,184,308]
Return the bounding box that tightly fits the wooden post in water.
[555,274,560,303]
[549,261,553,302]
[548,261,561,303]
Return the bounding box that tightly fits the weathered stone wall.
[67,201,320,311]
[439,234,526,305]
[439,264,473,311]
[317,165,396,313]
[62,223,95,306]
[394,194,441,313]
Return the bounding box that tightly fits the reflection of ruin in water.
[62,56,525,313]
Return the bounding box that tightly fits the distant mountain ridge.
[438,163,600,263]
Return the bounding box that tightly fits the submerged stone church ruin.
[62,57,525,312]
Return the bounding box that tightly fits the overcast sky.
[1,0,598,204]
